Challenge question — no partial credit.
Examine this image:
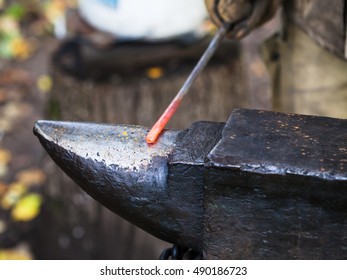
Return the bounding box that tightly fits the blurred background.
[0,0,276,259]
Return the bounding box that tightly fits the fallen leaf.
[0,149,11,165]
[0,219,6,234]
[1,182,27,209]
[2,102,32,120]
[146,67,164,79]
[0,119,13,133]
[5,4,25,20]
[0,250,30,260]
[10,36,33,60]
[37,74,53,93]
[0,150,11,178]
[16,168,46,187]
[11,193,42,222]
[0,164,8,178]
[0,244,32,260]
[0,182,7,197]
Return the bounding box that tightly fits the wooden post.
[262,23,347,119]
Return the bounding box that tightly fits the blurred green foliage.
[0,0,76,60]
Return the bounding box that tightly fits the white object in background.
[78,0,208,41]
[54,14,67,39]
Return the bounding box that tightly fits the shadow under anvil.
[33,120,223,252]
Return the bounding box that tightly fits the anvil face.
[33,121,191,247]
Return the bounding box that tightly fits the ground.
[0,0,63,259]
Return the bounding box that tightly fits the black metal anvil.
[33,109,347,259]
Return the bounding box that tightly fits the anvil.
[33,109,347,259]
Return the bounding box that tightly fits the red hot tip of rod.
[146,97,182,144]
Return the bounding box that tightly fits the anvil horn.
[33,120,206,251]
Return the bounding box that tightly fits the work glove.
[205,0,279,39]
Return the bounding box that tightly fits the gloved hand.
[205,0,279,39]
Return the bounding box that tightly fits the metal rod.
[146,26,228,144]
[174,26,228,100]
